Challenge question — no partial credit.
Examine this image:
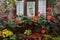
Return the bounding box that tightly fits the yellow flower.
[24,29,32,36]
[8,31,13,36]
[2,29,13,38]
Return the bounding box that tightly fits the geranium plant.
[0,12,60,40]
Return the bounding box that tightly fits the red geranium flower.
[47,7,52,11]
[11,15,15,19]
[32,17,38,22]
[47,15,52,20]
[41,29,46,34]
[15,20,20,24]
[3,16,7,19]
[3,16,7,21]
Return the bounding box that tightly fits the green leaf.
[10,34,17,40]
[3,38,8,40]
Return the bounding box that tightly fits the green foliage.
[48,0,57,8]
[3,34,17,40]
[53,37,60,40]
[10,34,17,40]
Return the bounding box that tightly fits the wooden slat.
[35,0,38,16]
[24,0,27,16]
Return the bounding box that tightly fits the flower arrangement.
[0,11,60,40]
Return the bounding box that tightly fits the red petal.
[15,20,20,24]
[47,15,52,20]
[47,7,52,10]
[11,16,15,19]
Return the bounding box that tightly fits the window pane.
[16,0,24,15]
[38,0,46,16]
[27,2,35,17]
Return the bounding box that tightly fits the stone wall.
[0,0,15,21]
[54,0,60,14]
[54,0,60,21]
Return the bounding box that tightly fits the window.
[16,0,46,16]
[38,0,46,16]
[27,1,35,17]
[16,0,24,15]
